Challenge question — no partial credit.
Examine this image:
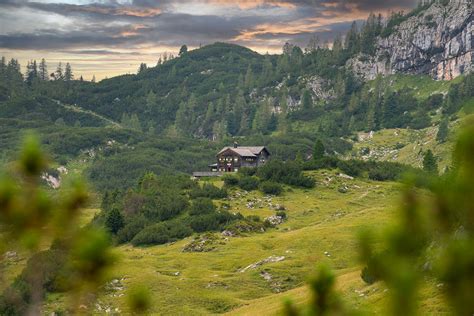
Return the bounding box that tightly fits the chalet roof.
[217,146,267,157]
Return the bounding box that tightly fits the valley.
[0,0,473,314]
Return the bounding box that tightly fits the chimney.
[233,142,238,148]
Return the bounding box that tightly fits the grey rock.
[347,0,472,80]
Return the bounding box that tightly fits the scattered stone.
[183,233,222,252]
[206,281,229,289]
[265,215,284,226]
[221,230,235,237]
[4,251,18,260]
[273,204,286,211]
[338,185,349,194]
[260,270,272,281]
[337,173,354,180]
[239,255,285,273]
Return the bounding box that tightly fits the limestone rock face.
[348,0,472,81]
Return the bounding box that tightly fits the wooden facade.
[215,145,270,172]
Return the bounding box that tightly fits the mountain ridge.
[348,0,472,80]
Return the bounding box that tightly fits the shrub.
[259,181,283,195]
[303,156,339,170]
[238,167,257,176]
[361,266,377,285]
[337,159,364,177]
[224,219,266,235]
[189,183,227,199]
[276,211,287,219]
[258,159,315,188]
[223,174,239,186]
[117,216,148,244]
[238,176,260,191]
[131,221,192,246]
[188,211,240,233]
[189,198,216,216]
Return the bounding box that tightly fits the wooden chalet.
[192,143,270,178]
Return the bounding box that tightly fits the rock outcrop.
[348,0,472,81]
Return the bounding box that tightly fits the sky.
[0,0,418,80]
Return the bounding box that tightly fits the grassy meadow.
[38,170,446,314]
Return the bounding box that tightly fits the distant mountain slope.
[348,0,472,80]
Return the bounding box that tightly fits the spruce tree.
[105,208,124,234]
[423,150,438,174]
[313,140,325,160]
[138,63,147,74]
[64,63,74,81]
[436,118,449,143]
[301,90,313,110]
[54,62,64,80]
[179,45,188,56]
[39,58,48,81]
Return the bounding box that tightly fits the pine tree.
[54,62,64,80]
[145,91,157,112]
[179,45,188,56]
[25,60,38,86]
[244,65,254,89]
[0,56,6,76]
[423,150,438,174]
[345,21,360,56]
[252,100,272,133]
[105,208,124,234]
[301,90,313,110]
[6,58,23,84]
[138,63,147,74]
[39,58,48,81]
[175,101,190,135]
[64,63,73,81]
[313,140,325,160]
[282,42,294,55]
[306,35,320,53]
[129,114,142,131]
[436,118,449,143]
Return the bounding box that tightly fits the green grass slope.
[43,170,449,315]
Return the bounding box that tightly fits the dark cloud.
[0,0,418,53]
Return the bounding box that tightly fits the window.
[226,157,232,162]
[234,168,238,172]
[234,157,239,162]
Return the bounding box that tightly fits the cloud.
[0,0,418,78]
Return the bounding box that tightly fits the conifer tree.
[64,62,73,81]
[301,90,313,110]
[423,149,438,174]
[313,140,325,160]
[105,208,124,234]
[175,101,190,135]
[25,60,38,86]
[39,58,48,81]
[138,63,147,74]
[54,62,64,80]
[179,45,188,56]
[436,118,449,143]
[0,56,6,77]
[244,65,254,89]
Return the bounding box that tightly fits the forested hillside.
[1,0,474,314]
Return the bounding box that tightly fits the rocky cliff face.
[348,0,472,81]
